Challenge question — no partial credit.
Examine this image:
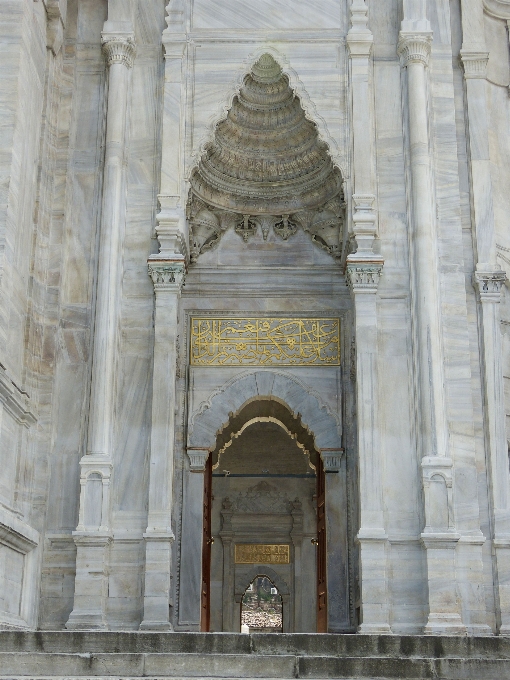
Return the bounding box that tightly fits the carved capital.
[346,261,383,294]
[460,51,489,79]
[474,268,507,302]
[321,449,344,472]
[397,32,433,67]
[186,449,209,472]
[148,261,185,292]
[101,33,136,69]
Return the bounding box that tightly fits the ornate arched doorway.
[183,371,349,633]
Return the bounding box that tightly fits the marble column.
[460,0,510,634]
[398,23,465,633]
[346,0,390,634]
[66,27,135,631]
[140,257,185,630]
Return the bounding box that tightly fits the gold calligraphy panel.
[235,544,290,564]
[190,318,340,366]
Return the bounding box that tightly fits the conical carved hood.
[190,54,342,215]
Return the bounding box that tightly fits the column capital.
[320,449,344,472]
[101,32,137,69]
[460,50,489,79]
[474,267,507,302]
[186,448,209,472]
[346,261,384,294]
[347,0,373,57]
[148,260,186,293]
[397,31,433,67]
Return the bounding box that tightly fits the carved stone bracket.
[397,32,433,68]
[186,448,209,472]
[101,33,137,69]
[474,268,507,302]
[460,51,489,79]
[346,262,384,294]
[148,261,186,292]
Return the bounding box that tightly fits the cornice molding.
[460,50,489,79]
[397,31,433,67]
[101,33,137,69]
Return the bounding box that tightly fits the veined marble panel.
[191,0,343,31]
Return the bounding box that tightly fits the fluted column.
[459,0,510,634]
[398,28,465,634]
[140,257,185,630]
[66,29,135,631]
[346,0,390,634]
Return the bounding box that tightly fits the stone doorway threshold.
[0,631,508,678]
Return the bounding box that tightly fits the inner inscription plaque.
[235,544,290,564]
[190,317,340,366]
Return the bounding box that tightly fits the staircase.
[0,631,509,679]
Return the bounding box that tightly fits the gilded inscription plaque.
[235,544,290,564]
[190,318,340,366]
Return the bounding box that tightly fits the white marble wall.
[0,0,508,634]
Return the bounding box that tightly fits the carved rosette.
[474,268,507,302]
[397,32,433,68]
[346,262,384,294]
[101,33,137,69]
[148,261,185,292]
[460,51,489,80]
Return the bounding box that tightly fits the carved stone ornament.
[346,262,383,293]
[148,261,185,291]
[228,481,290,514]
[187,54,345,262]
[397,32,433,68]
[460,51,489,80]
[101,33,137,69]
[474,268,507,302]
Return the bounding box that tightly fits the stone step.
[1,632,510,659]
[0,633,509,679]
[0,650,510,679]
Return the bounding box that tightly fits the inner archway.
[241,576,283,633]
[202,397,324,633]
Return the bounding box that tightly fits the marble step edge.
[1,633,509,659]
[0,652,509,679]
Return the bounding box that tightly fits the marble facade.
[0,0,509,637]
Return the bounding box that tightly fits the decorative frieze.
[101,33,137,69]
[397,32,433,67]
[460,51,489,79]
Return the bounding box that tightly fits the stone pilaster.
[347,0,389,634]
[460,0,510,634]
[67,28,136,631]
[398,28,466,634]
[140,259,185,631]
[346,262,390,634]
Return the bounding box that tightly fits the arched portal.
[182,370,349,633]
